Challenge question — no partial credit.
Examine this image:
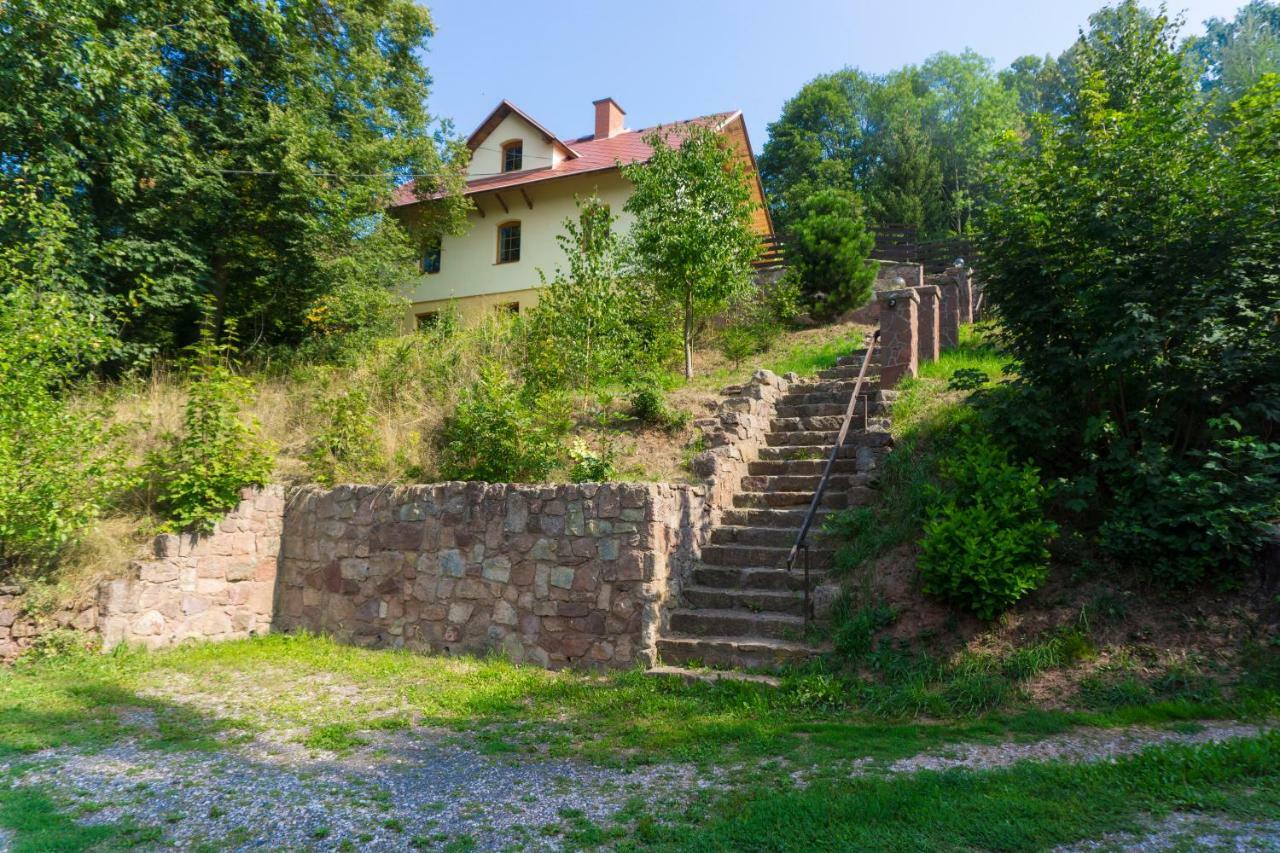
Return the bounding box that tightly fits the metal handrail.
[786,329,881,624]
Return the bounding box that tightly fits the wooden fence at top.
[754,224,978,274]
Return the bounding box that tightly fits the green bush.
[0,191,127,574]
[978,6,1280,582]
[918,427,1057,620]
[304,389,385,486]
[439,361,567,482]
[567,439,617,483]
[148,319,275,532]
[629,383,690,432]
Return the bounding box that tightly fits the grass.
[2,634,1274,772]
[0,780,161,852]
[602,732,1280,850]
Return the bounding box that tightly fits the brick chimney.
[593,98,625,140]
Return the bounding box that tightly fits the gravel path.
[5,725,712,851]
[2,720,1275,850]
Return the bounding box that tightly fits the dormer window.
[501,140,523,172]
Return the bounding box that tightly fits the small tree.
[526,196,669,389]
[787,188,877,321]
[623,124,761,379]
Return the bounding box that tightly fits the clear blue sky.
[420,0,1248,151]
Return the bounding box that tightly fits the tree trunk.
[683,287,694,379]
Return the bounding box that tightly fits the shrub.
[629,383,689,432]
[786,188,876,321]
[0,191,127,574]
[438,361,567,482]
[304,389,385,486]
[918,426,1057,620]
[831,596,898,663]
[978,7,1280,582]
[148,319,275,532]
[567,439,617,483]
[947,368,989,391]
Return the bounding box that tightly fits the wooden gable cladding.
[718,113,774,238]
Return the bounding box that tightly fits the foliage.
[0,188,126,574]
[303,390,386,486]
[525,196,675,390]
[147,317,274,532]
[947,368,989,391]
[623,124,760,378]
[438,361,567,483]
[1188,0,1280,110]
[785,188,876,320]
[629,383,689,432]
[918,426,1056,620]
[567,438,617,483]
[1,0,470,360]
[759,53,1021,235]
[979,5,1280,584]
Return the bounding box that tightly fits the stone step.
[644,665,780,687]
[818,365,879,381]
[718,508,833,528]
[700,543,835,570]
[691,564,825,591]
[774,403,880,419]
[786,379,879,396]
[732,490,849,509]
[682,585,806,615]
[769,413,885,432]
[746,458,861,476]
[739,472,867,493]
[657,636,823,671]
[669,608,806,641]
[836,352,872,367]
[709,524,834,548]
[765,429,856,447]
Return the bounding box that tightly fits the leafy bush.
[567,439,617,483]
[629,383,690,432]
[439,361,568,482]
[979,6,1280,582]
[147,319,275,532]
[831,596,898,663]
[304,390,385,486]
[918,427,1057,620]
[0,190,127,574]
[1096,428,1280,586]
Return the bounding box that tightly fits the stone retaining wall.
[97,486,283,650]
[0,584,97,662]
[691,369,795,513]
[273,482,708,669]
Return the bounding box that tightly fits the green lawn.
[1,635,1277,851]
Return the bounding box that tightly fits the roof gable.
[466,100,579,161]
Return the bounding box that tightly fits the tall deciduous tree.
[0,0,469,361]
[623,125,760,380]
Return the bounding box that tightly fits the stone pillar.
[972,281,985,321]
[938,279,960,350]
[877,288,919,388]
[947,267,973,324]
[913,285,941,364]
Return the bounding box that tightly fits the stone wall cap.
[877,288,920,303]
[912,284,941,297]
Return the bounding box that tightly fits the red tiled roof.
[391,109,737,208]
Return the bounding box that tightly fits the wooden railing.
[753,227,977,275]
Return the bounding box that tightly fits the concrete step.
[709,524,834,548]
[700,543,835,570]
[644,665,780,687]
[746,458,861,476]
[718,508,832,528]
[691,564,825,591]
[739,473,867,493]
[669,608,806,641]
[683,585,806,615]
[657,636,823,671]
[732,491,849,509]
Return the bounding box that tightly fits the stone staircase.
[656,351,892,672]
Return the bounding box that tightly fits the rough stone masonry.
[273,482,708,669]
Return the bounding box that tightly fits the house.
[389,98,773,325]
